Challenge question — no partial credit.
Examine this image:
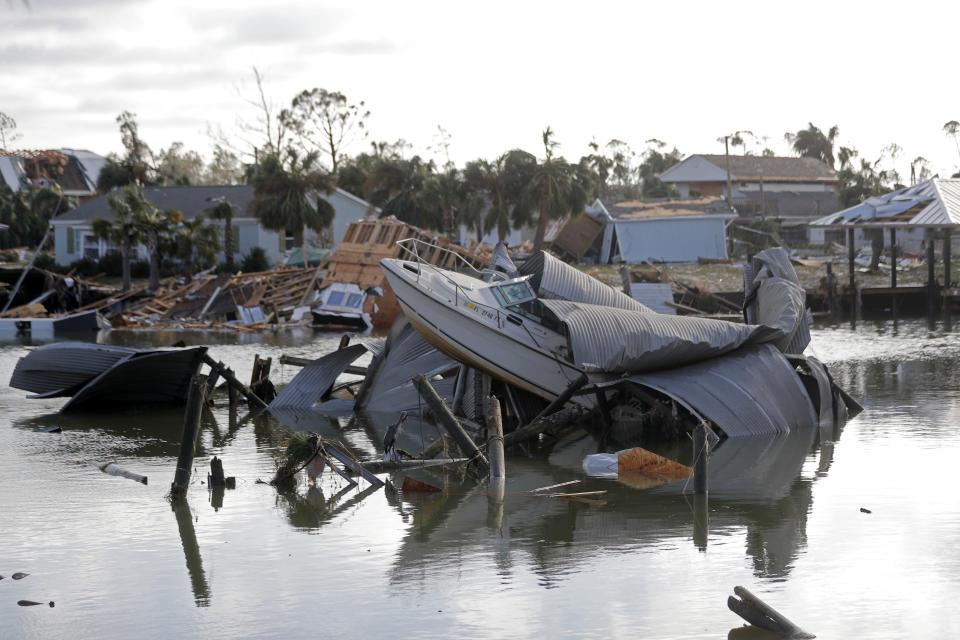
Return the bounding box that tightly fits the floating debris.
[12,572,28,580]
[17,600,54,607]
[401,477,441,494]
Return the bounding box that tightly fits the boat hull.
[381,260,587,404]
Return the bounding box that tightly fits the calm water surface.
[1,319,959,639]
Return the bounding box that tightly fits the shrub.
[96,250,123,276]
[240,247,270,273]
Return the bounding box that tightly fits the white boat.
[381,249,585,403]
[381,239,787,406]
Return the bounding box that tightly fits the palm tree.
[250,149,335,247]
[176,216,221,280]
[93,185,146,290]
[135,205,179,291]
[785,123,839,168]
[423,167,466,237]
[204,198,238,266]
[527,127,589,251]
[365,155,441,229]
[944,121,960,166]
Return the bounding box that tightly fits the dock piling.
[171,375,205,499]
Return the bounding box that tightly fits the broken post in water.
[171,375,205,499]
[727,585,815,639]
[693,422,708,495]
[412,373,489,476]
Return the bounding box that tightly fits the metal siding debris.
[541,299,780,374]
[627,283,676,315]
[268,344,369,409]
[519,250,651,312]
[744,248,811,354]
[621,345,817,436]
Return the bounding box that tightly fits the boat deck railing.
[396,237,513,328]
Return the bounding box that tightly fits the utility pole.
[725,136,733,207]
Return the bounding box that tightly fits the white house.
[551,197,737,264]
[51,184,378,267]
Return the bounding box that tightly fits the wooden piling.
[944,230,952,288]
[825,262,836,316]
[225,367,238,408]
[890,227,898,289]
[483,395,505,480]
[928,234,937,315]
[171,375,205,499]
[412,374,489,476]
[693,423,708,495]
[338,334,351,350]
[693,492,708,551]
[209,456,225,487]
[847,227,856,291]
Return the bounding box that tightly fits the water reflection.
[171,499,210,607]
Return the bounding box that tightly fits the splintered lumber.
[98,462,148,485]
[727,586,815,639]
[416,435,449,460]
[502,404,587,448]
[322,441,386,488]
[201,354,267,409]
[412,374,489,476]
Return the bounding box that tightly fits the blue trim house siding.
[614,216,730,263]
[50,185,378,267]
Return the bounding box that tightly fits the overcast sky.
[4,0,960,180]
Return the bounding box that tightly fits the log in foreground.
[727,585,815,639]
[170,374,205,499]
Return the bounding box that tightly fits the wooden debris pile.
[96,265,324,331]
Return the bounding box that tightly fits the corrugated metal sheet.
[621,344,817,436]
[627,283,676,314]
[269,344,369,409]
[0,157,24,192]
[519,251,651,312]
[614,216,729,263]
[11,343,138,396]
[356,317,458,413]
[810,178,960,228]
[62,347,207,411]
[542,299,780,374]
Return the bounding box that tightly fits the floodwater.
[1,318,959,639]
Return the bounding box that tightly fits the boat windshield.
[507,298,566,335]
[491,281,536,306]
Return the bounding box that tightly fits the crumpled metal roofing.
[490,242,518,277]
[617,344,817,436]
[744,248,811,354]
[541,298,781,373]
[810,178,960,227]
[355,317,458,412]
[269,344,370,409]
[519,250,651,312]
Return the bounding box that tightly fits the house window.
[66,227,75,254]
[82,235,100,260]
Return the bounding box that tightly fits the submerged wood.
[727,586,815,639]
[416,435,449,460]
[361,458,469,473]
[502,404,587,448]
[413,374,489,476]
[322,441,386,488]
[527,372,589,426]
[202,354,267,409]
[98,462,148,485]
